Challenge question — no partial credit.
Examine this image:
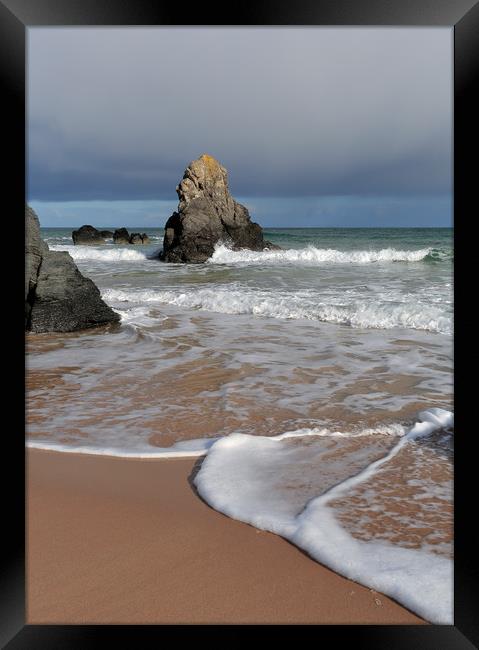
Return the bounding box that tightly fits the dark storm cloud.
[28,27,452,202]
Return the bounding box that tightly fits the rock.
[25,206,120,333]
[113,228,130,244]
[100,230,114,238]
[72,225,106,245]
[129,233,151,244]
[29,253,120,333]
[25,205,48,326]
[160,154,278,263]
[129,233,143,244]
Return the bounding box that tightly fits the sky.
[28,27,452,228]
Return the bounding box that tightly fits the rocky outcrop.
[25,205,48,326]
[72,226,150,245]
[72,225,106,245]
[113,228,130,244]
[160,154,279,263]
[26,206,120,333]
[129,233,150,245]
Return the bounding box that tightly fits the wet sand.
[27,448,425,624]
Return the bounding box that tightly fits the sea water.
[26,227,453,622]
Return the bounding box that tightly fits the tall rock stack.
[25,205,120,333]
[160,154,278,263]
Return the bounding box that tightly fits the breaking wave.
[102,287,451,334]
[209,244,433,266]
[50,245,148,261]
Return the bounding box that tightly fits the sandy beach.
[27,448,425,624]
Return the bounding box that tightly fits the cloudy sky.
[28,27,452,228]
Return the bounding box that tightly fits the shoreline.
[27,448,425,624]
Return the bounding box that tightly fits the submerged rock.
[129,232,150,245]
[160,154,279,263]
[73,226,149,245]
[26,206,120,332]
[72,225,106,245]
[113,228,130,244]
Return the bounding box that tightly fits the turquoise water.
[41,227,453,335]
[42,225,452,254]
[264,227,452,253]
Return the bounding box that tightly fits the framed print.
[2,0,478,647]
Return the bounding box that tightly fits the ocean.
[26,226,453,623]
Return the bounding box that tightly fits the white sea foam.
[209,244,432,266]
[101,287,451,334]
[193,408,454,624]
[269,423,406,440]
[50,245,148,261]
[27,436,218,458]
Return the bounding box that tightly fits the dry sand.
[26,448,425,624]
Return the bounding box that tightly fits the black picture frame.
[2,0,478,647]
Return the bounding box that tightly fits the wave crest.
[102,287,451,334]
[209,244,432,266]
[50,245,148,261]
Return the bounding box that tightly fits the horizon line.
[39,225,454,229]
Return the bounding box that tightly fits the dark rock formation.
[160,154,279,263]
[113,228,130,244]
[25,205,48,326]
[72,226,149,245]
[72,225,106,245]
[26,206,120,333]
[29,253,120,333]
[129,233,150,244]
